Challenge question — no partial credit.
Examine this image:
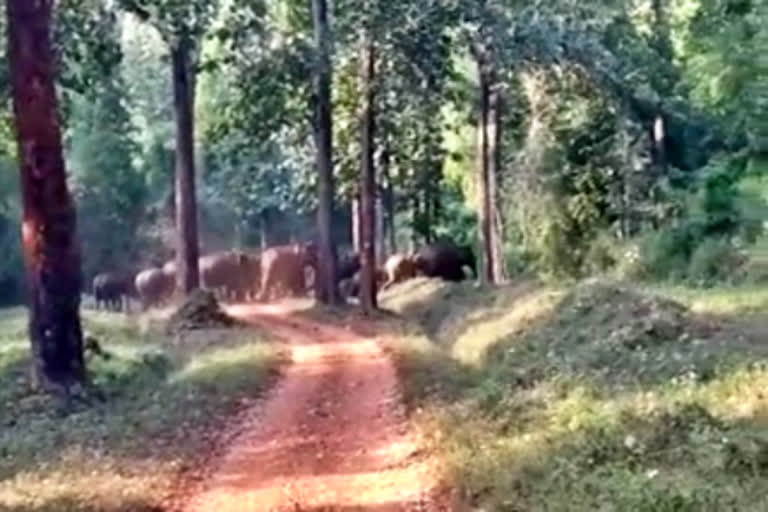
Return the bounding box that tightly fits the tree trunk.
[375,192,385,262]
[411,193,421,250]
[359,34,377,313]
[422,185,432,244]
[171,38,200,295]
[477,65,495,285]
[650,0,670,180]
[8,0,85,393]
[311,0,339,304]
[426,157,442,244]
[487,84,506,283]
[380,145,397,254]
[260,223,267,250]
[651,110,668,177]
[351,196,361,252]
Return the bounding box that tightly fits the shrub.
[686,238,747,286]
[634,225,699,281]
[504,243,535,278]
[584,232,622,275]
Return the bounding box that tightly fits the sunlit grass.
[386,277,768,511]
[449,287,562,366]
[0,308,284,512]
[646,283,768,315]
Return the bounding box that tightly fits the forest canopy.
[0,0,765,305]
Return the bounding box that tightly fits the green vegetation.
[382,278,768,511]
[0,0,764,301]
[2,0,768,506]
[0,309,283,512]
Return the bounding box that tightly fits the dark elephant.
[93,272,135,311]
[258,243,317,301]
[339,275,359,300]
[413,240,476,282]
[135,268,174,310]
[200,250,260,302]
[337,251,361,282]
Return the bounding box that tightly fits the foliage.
[687,237,747,286]
[625,156,767,284]
[0,157,21,305]
[67,80,149,280]
[678,0,768,149]
[383,277,768,511]
[0,0,764,298]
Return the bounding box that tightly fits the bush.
[687,238,747,286]
[527,208,586,278]
[634,225,699,281]
[503,243,535,278]
[584,232,622,275]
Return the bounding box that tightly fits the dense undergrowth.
[0,309,283,512]
[381,277,768,511]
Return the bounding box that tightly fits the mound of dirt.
[165,290,242,334]
[552,280,690,349]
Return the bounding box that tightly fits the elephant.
[93,272,135,311]
[135,268,174,310]
[162,260,177,276]
[337,251,361,282]
[381,252,417,290]
[200,250,260,302]
[413,240,476,282]
[258,242,317,301]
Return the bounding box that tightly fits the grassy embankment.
[0,308,284,512]
[381,276,768,511]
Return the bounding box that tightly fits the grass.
[0,308,284,512]
[380,277,768,511]
[647,283,768,315]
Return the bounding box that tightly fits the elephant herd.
[91,239,475,312]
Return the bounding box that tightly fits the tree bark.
[487,84,506,283]
[411,193,421,249]
[477,64,495,285]
[8,0,85,392]
[650,109,668,177]
[359,34,377,313]
[351,196,361,252]
[380,145,397,254]
[375,192,385,262]
[171,37,200,295]
[476,53,505,285]
[311,0,339,304]
[422,185,432,244]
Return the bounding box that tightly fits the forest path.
[182,299,452,512]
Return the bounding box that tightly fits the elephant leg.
[258,273,273,302]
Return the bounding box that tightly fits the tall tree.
[170,34,200,293]
[118,0,224,294]
[7,0,85,392]
[649,0,670,179]
[358,30,377,313]
[310,0,339,304]
[473,42,505,284]
[379,144,397,254]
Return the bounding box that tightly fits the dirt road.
[182,301,452,512]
